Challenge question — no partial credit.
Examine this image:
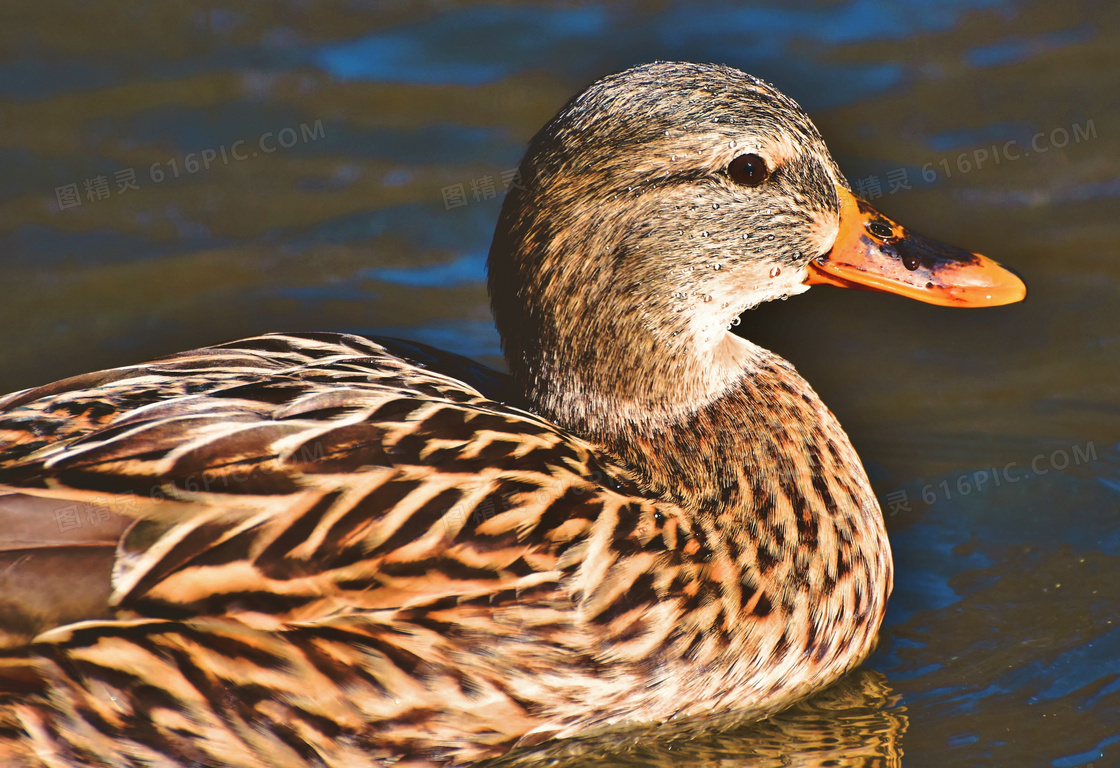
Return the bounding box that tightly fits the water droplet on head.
[769,266,781,278]
[703,294,713,303]
[766,234,775,241]
[712,203,719,210]
[713,263,722,270]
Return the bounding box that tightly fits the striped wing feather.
[0,333,716,767]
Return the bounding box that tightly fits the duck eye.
[727,153,769,187]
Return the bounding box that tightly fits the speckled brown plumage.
[0,62,902,767]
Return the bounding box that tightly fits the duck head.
[488,61,1025,439]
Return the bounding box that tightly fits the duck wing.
[0,332,633,637]
[0,333,707,765]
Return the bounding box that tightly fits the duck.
[0,61,1024,768]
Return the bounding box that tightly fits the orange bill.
[805,186,1026,307]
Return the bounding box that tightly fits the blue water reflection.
[967,24,1095,67]
[317,7,609,85]
[314,0,1022,110]
[364,250,487,288]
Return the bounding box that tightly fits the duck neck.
[589,339,881,527]
[488,183,784,447]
